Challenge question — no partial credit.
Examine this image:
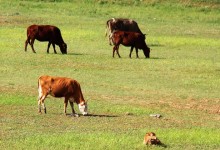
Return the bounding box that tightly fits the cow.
[106,18,144,45]
[111,31,150,58]
[25,25,67,54]
[38,75,88,117]
[143,132,162,145]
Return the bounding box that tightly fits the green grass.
[1,0,220,149]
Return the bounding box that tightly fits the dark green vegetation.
[0,0,220,149]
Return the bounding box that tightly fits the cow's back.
[108,18,143,34]
[122,19,142,33]
[38,75,74,98]
[37,25,56,41]
[27,25,63,43]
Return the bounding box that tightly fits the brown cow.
[106,18,144,45]
[38,75,88,116]
[25,25,67,54]
[143,132,162,145]
[111,31,150,58]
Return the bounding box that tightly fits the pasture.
[0,0,220,149]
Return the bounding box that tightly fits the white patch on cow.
[112,18,116,22]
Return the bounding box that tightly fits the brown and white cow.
[106,18,144,45]
[111,31,150,58]
[143,132,162,145]
[38,75,88,116]
[25,25,67,54]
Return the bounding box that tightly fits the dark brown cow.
[111,31,150,58]
[25,25,67,54]
[106,18,144,45]
[38,75,88,117]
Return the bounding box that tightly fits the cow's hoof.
[74,114,79,117]
[71,113,79,117]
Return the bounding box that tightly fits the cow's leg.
[64,97,68,115]
[25,37,30,52]
[115,46,121,58]
[38,83,48,113]
[42,99,46,114]
[69,101,75,114]
[30,38,36,53]
[113,46,116,58]
[69,101,78,117]
[113,45,121,58]
[38,95,47,114]
[47,42,51,53]
[108,33,111,45]
[135,48,139,58]
[52,43,57,54]
[129,46,134,58]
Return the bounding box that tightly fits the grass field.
[0,0,220,149]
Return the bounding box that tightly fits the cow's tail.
[26,29,31,44]
[38,77,41,100]
[105,20,110,37]
[106,19,115,45]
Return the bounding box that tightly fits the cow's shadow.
[86,114,118,117]
[55,52,85,56]
[66,113,118,118]
[150,57,166,59]
[133,57,165,60]
[67,52,85,56]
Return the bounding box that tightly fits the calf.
[38,75,88,116]
[25,25,67,54]
[143,132,162,145]
[111,31,150,58]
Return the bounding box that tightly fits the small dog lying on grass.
[143,132,166,147]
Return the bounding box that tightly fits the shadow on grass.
[66,113,118,117]
[53,52,85,56]
[148,43,164,47]
[131,57,165,60]
[67,52,85,56]
[150,57,166,59]
[66,113,119,118]
[86,114,119,117]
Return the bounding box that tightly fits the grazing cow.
[111,31,150,58]
[25,25,67,54]
[143,132,162,145]
[106,18,144,45]
[38,75,88,116]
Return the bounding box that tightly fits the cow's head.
[60,43,67,54]
[143,46,150,58]
[78,101,88,116]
